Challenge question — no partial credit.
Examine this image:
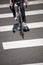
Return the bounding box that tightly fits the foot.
[22,22,27,27]
[14,16,17,21]
[22,22,29,32]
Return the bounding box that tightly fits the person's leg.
[19,0,29,31]
[10,0,16,18]
[20,0,26,23]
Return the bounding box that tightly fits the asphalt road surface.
[0,0,43,65]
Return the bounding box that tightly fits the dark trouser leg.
[20,1,26,23]
[11,0,16,17]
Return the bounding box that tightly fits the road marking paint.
[0,22,43,32]
[2,38,43,50]
[21,62,43,65]
[0,10,43,18]
[0,1,43,8]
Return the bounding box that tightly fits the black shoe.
[13,24,17,33]
[23,26,29,32]
[23,27,27,32]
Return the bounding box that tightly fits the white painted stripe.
[0,13,13,18]
[21,63,43,65]
[0,25,13,32]
[0,22,43,32]
[2,38,43,50]
[0,1,43,8]
[25,10,43,16]
[0,10,43,18]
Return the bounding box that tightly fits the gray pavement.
[0,0,43,65]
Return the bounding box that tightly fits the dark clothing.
[11,0,26,23]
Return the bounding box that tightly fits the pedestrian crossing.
[0,22,43,32]
[21,63,43,65]
[0,10,43,18]
[0,0,43,8]
[2,38,43,50]
[0,0,43,65]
